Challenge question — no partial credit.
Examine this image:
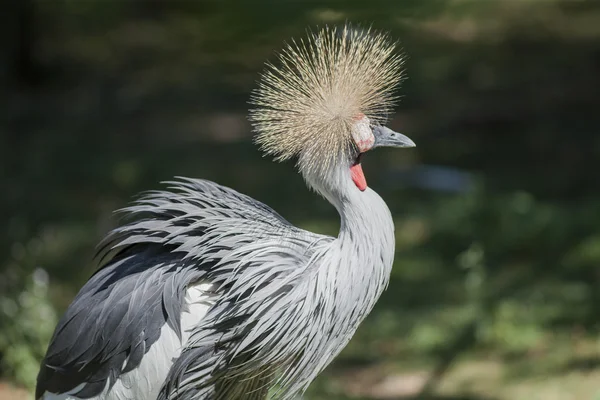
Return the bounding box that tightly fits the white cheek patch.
[351,114,375,152]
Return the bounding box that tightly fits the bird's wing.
[150,182,336,400]
[36,178,328,399]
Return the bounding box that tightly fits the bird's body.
[37,25,414,399]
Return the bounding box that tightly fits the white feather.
[40,283,214,400]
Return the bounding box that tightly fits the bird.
[36,24,415,400]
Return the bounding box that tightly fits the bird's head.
[249,25,415,194]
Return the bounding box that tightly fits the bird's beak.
[372,126,416,149]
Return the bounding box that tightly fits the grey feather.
[37,173,395,400]
[37,23,404,400]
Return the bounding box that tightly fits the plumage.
[37,24,414,400]
[249,24,405,175]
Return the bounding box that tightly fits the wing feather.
[36,178,315,399]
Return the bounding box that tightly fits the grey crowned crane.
[37,25,415,400]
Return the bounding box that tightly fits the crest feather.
[249,24,405,173]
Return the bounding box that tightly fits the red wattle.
[350,164,367,191]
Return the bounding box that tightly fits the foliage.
[0,263,57,389]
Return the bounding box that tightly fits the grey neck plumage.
[305,162,396,321]
[286,163,395,392]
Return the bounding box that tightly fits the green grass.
[308,334,600,400]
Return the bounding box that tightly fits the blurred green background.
[1,0,599,399]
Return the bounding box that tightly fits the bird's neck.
[337,187,394,248]
[306,166,396,284]
[335,185,396,279]
[305,166,396,342]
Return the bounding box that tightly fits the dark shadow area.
[560,356,600,374]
